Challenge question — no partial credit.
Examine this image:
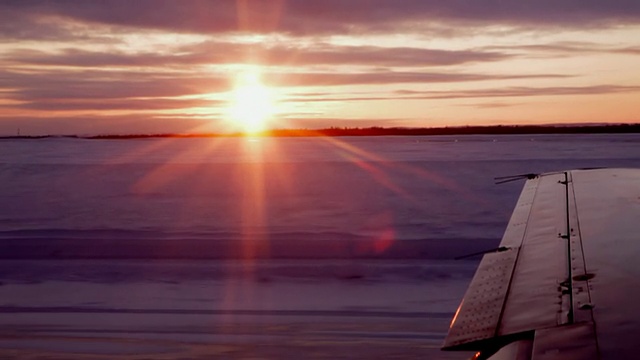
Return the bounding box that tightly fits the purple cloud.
[2,0,640,40]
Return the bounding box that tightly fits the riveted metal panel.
[499,177,540,249]
[571,168,640,359]
[566,172,594,324]
[443,249,519,349]
[499,173,569,336]
[532,323,598,360]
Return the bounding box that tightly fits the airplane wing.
[442,168,640,360]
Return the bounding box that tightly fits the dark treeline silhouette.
[3,123,640,139]
[263,123,640,137]
[87,123,640,138]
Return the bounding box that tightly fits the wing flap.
[443,168,640,359]
[443,249,518,349]
[443,176,540,350]
[498,172,569,335]
[443,171,593,352]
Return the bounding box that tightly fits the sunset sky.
[1,1,640,135]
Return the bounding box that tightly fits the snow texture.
[0,134,638,359]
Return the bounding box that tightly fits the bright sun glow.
[228,70,276,133]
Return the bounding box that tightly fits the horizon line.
[2,123,640,139]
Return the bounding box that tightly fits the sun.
[227,70,276,134]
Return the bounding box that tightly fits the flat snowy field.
[0,134,639,359]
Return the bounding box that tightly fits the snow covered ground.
[0,259,473,359]
[0,134,639,358]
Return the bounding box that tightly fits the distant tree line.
[263,124,640,137]
[3,123,640,139]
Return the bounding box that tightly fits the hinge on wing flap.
[494,173,538,185]
[455,246,510,260]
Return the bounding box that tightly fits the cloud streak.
[394,85,640,99]
[1,67,569,107]
[2,0,640,40]
[285,85,640,103]
[7,42,511,68]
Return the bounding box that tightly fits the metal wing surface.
[442,168,640,360]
